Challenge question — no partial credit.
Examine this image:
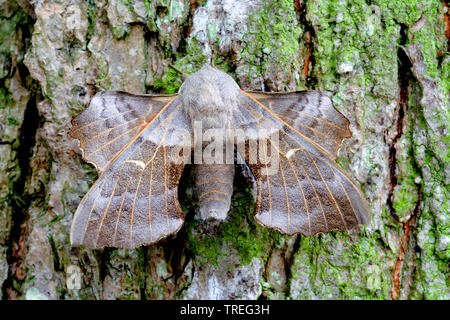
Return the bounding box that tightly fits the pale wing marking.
[88,95,178,170]
[97,107,177,245]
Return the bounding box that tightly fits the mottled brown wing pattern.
[246,91,351,160]
[70,91,176,172]
[70,97,191,249]
[235,91,369,236]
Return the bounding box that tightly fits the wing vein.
[95,163,125,247]
[81,117,143,144]
[242,95,331,229]
[280,114,335,139]
[295,151,330,230]
[76,96,181,248]
[71,108,137,133]
[305,149,348,230]
[328,163,361,225]
[86,125,141,156]
[291,109,349,132]
[127,104,180,243]
[127,102,180,243]
[113,177,133,246]
[278,157,291,227]
[283,152,311,234]
[163,145,169,229]
[92,95,178,172]
[266,136,312,234]
[242,91,335,160]
[130,164,147,245]
[79,176,109,244]
[240,92,367,232]
[148,161,154,241]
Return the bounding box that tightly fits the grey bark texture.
[0,0,448,299]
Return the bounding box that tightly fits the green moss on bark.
[153,39,209,93]
[240,0,303,90]
[186,186,272,267]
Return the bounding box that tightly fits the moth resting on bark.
[69,64,370,249]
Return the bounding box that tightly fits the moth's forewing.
[70,91,177,172]
[244,91,351,161]
[235,91,370,236]
[70,94,191,249]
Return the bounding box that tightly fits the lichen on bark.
[0,0,448,300]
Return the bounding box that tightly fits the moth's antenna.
[168,63,189,79]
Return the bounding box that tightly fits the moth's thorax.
[179,64,240,130]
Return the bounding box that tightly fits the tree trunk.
[0,0,448,300]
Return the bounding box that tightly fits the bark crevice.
[2,91,40,299]
[386,23,410,223]
[388,22,422,300]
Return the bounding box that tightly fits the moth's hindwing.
[235,91,370,236]
[70,93,191,249]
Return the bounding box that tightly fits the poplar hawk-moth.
[69,64,370,249]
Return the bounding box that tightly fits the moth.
[70,64,370,249]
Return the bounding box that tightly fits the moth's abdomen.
[194,164,234,221]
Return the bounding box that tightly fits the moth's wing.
[233,91,369,236]
[70,91,177,172]
[70,96,191,249]
[244,91,351,161]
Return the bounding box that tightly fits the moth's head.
[179,64,240,129]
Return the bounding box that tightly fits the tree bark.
[0,0,448,300]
